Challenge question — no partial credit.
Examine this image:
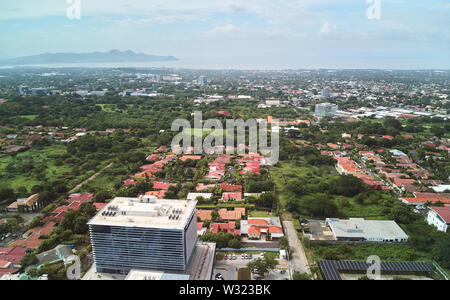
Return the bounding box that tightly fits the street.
[282,221,310,275]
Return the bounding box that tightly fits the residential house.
[427,206,450,232]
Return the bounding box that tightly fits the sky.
[0,0,449,69]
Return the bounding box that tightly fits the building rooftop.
[326,218,408,240]
[429,206,450,223]
[88,197,197,230]
[124,270,190,280]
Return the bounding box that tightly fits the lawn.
[0,144,89,193]
[249,210,270,218]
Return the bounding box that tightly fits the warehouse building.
[325,218,408,243]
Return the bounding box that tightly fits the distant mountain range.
[0,50,178,66]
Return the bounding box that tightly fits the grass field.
[0,144,87,193]
[249,210,270,218]
[270,160,394,220]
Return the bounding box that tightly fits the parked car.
[248,253,253,259]
[241,254,245,259]
[280,270,286,274]
[224,255,228,260]
[215,273,223,280]
[260,252,265,258]
[232,254,237,260]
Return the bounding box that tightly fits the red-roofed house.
[218,208,245,221]
[0,247,27,267]
[146,154,161,161]
[248,226,262,238]
[219,183,243,192]
[180,155,202,162]
[93,203,107,212]
[123,179,136,187]
[427,206,450,232]
[9,222,57,249]
[145,190,167,199]
[196,183,216,192]
[221,192,243,202]
[401,197,450,206]
[210,222,239,235]
[242,217,284,239]
[197,210,212,221]
[152,181,176,190]
[393,178,417,191]
[197,222,207,236]
[204,170,224,180]
[41,193,93,223]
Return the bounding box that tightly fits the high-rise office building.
[315,102,338,118]
[88,196,198,275]
[321,87,332,99]
[198,76,208,85]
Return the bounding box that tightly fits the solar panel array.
[319,260,433,280]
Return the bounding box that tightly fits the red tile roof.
[197,222,204,231]
[196,183,216,192]
[221,192,243,201]
[403,197,450,205]
[219,183,243,192]
[123,179,136,187]
[152,181,175,190]
[430,206,450,223]
[248,219,269,226]
[180,155,202,162]
[145,190,167,199]
[218,208,245,220]
[248,226,261,235]
[197,210,212,221]
[93,203,107,211]
[268,226,283,233]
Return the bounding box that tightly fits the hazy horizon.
[1,1,449,69]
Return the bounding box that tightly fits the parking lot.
[213,252,290,280]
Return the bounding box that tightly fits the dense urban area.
[0,67,449,281]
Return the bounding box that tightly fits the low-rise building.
[325,218,408,242]
[427,206,450,232]
[240,217,284,240]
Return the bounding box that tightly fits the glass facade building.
[88,197,197,275]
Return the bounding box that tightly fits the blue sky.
[0,0,449,69]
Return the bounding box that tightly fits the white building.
[325,218,408,242]
[321,87,332,99]
[427,206,450,232]
[315,103,338,118]
[187,193,213,201]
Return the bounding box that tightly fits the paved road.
[283,221,310,275]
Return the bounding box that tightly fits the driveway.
[283,221,310,275]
